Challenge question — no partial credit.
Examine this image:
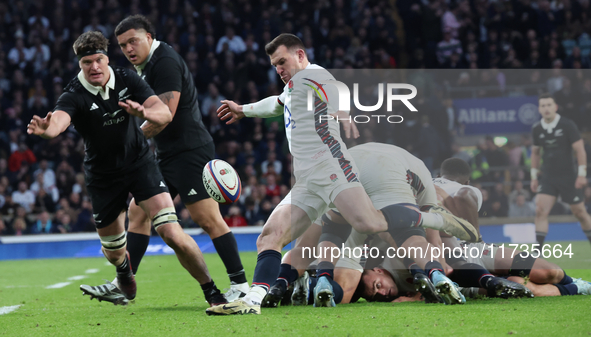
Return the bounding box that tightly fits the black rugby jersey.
[136,41,212,159]
[531,114,581,176]
[55,66,155,177]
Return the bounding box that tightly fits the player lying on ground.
[28,31,226,306]
[433,158,587,297]
[263,144,492,308]
[206,34,477,316]
[80,14,248,306]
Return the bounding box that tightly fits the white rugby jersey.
[432,177,483,211]
[382,257,417,296]
[278,63,351,172]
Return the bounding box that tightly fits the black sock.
[127,232,150,275]
[381,205,421,238]
[424,261,444,279]
[536,231,547,246]
[328,278,344,304]
[554,283,578,295]
[584,230,591,245]
[409,264,426,277]
[308,277,318,305]
[275,263,299,292]
[317,261,335,280]
[212,232,247,284]
[200,280,222,300]
[448,263,494,288]
[252,250,282,292]
[116,253,132,280]
[559,271,573,285]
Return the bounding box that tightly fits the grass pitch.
[1,242,591,336]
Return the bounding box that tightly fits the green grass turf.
[1,241,591,336]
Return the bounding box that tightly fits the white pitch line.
[45,282,71,289]
[85,268,100,274]
[0,305,21,315]
[67,275,88,281]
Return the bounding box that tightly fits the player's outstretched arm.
[218,96,283,124]
[572,139,588,189]
[334,268,362,304]
[119,96,172,126]
[27,110,71,139]
[441,186,480,233]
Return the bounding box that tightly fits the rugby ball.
[202,159,242,204]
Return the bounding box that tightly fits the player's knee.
[100,232,127,263]
[535,204,550,217]
[531,268,561,284]
[571,206,588,219]
[256,224,285,250]
[348,215,380,235]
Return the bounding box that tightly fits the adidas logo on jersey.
[90,103,99,110]
[188,189,198,196]
[160,181,166,187]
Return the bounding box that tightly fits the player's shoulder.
[531,121,542,132]
[150,42,181,67]
[113,66,138,79]
[558,115,578,128]
[62,76,83,94]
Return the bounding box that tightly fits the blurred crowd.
[1,0,591,235]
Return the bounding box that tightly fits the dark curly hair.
[72,31,109,56]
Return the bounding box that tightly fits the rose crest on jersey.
[288,80,294,92]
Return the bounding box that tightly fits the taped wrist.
[153,207,178,229]
[100,232,127,251]
[318,213,352,247]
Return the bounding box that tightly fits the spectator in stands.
[0,218,11,236]
[265,174,281,199]
[33,187,56,214]
[55,212,73,233]
[261,151,282,176]
[7,38,31,70]
[436,28,462,66]
[11,217,27,236]
[509,180,532,204]
[32,159,56,188]
[483,136,509,182]
[201,83,225,119]
[11,181,35,213]
[224,205,248,227]
[30,171,59,203]
[8,142,36,173]
[216,27,246,54]
[508,193,535,217]
[74,199,94,232]
[30,210,56,234]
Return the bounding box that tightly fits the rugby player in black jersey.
[27,31,226,306]
[530,93,591,247]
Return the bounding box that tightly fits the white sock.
[243,285,267,306]
[419,212,444,230]
[231,282,250,292]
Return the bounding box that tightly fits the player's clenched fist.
[27,112,53,136]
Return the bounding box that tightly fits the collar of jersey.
[541,113,561,133]
[78,66,115,100]
[135,40,161,75]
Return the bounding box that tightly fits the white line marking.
[0,305,21,315]
[86,268,100,274]
[67,275,88,281]
[5,285,32,288]
[105,261,112,266]
[45,282,71,289]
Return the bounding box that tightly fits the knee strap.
[318,213,352,247]
[100,232,127,251]
[153,207,178,229]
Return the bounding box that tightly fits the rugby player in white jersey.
[263,143,528,306]
[434,158,591,297]
[207,34,477,315]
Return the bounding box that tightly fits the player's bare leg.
[569,202,591,246]
[262,224,322,307]
[186,198,249,299]
[80,211,136,305]
[207,204,312,315]
[534,194,556,245]
[139,192,226,306]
